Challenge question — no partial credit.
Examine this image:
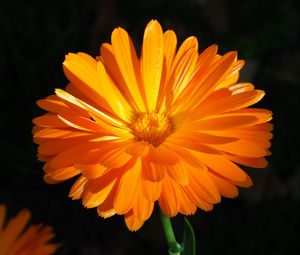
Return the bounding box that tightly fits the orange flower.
[0,204,59,255]
[33,20,272,231]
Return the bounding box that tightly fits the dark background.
[0,0,299,254]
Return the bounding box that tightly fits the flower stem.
[159,208,183,255]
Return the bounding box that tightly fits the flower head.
[33,20,272,231]
[0,204,59,254]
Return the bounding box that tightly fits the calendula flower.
[33,20,272,231]
[0,204,59,254]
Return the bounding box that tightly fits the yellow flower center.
[131,112,173,146]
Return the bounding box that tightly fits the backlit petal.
[141,20,164,111]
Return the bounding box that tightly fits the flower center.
[131,112,173,146]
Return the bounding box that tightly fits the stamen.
[131,112,173,146]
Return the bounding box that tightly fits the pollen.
[131,112,173,146]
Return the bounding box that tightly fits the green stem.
[159,208,183,255]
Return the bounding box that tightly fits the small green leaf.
[182,217,196,255]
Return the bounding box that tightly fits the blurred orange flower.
[0,204,59,255]
[33,20,272,231]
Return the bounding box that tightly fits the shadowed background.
[0,0,299,254]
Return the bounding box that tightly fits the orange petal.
[0,209,31,254]
[76,141,132,169]
[185,163,221,203]
[96,61,133,122]
[178,186,197,215]
[185,115,258,131]
[114,159,141,214]
[96,179,119,219]
[132,187,154,221]
[63,53,131,121]
[163,30,177,79]
[200,87,233,104]
[172,51,237,113]
[141,179,162,201]
[63,54,114,112]
[34,128,76,139]
[49,143,100,169]
[125,210,144,231]
[158,176,180,217]
[36,95,75,115]
[229,82,254,94]
[82,179,116,208]
[167,163,189,185]
[182,185,214,211]
[69,176,87,200]
[172,36,198,75]
[216,60,244,89]
[142,160,166,182]
[194,90,265,119]
[9,224,59,255]
[194,44,217,71]
[169,130,238,145]
[38,135,97,156]
[156,30,177,110]
[100,146,133,169]
[111,27,146,111]
[55,89,127,135]
[245,122,273,132]
[75,163,107,179]
[233,108,273,123]
[44,167,80,183]
[164,143,208,169]
[100,43,139,111]
[226,155,268,168]
[196,152,248,182]
[229,173,253,188]
[33,114,69,128]
[58,114,107,133]
[144,144,179,165]
[125,141,150,157]
[166,136,223,155]
[172,47,198,101]
[213,139,270,157]
[141,20,164,111]
[208,172,239,198]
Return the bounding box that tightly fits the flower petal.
[111,27,146,111]
[125,210,144,231]
[196,152,249,182]
[208,172,239,198]
[141,20,164,111]
[141,179,162,201]
[125,141,150,157]
[0,209,31,254]
[193,89,265,119]
[100,43,139,111]
[33,114,69,128]
[158,176,180,216]
[44,167,80,183]
[69,176,87,200]
[167,163,189,185]
[75,163,107,179]
[182,185,214,211]
[142,160,166,182]
[114,159,141,214]
[163,30,177,79]
[184,115,259,131]
[82,179,116,208]
[133,187,154,221]
[226,155,268,168]
[172,51,237,113]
